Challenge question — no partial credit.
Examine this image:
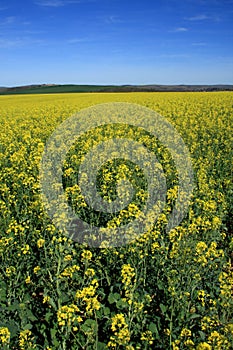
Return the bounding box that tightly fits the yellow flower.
[37,238,45,248]
[110,314,130,346]
[212,216,221,229]
[85,295,101,313]
[64,254,72,261]
[151,241,160,252]
[81,250,92,261]
[19,329,35,349]
[60,265,80,278]
[196,241,208,254]
[76,280,98,299]
[197,290,208,306]
[184,339,194,346]
[141,330,154,344]
[85,268,95,277]
[63,167,74,177]
[201,316,219,331]
[196,343,212,350]
[164,328,171,336]
[0,327,10,344]
[225,323,233,336]
[57,304,82,327]
[25,276,31,284]
[6,266,16,276]
[107,340,117,348]
[43,295,50,304]
[75,279,100,314]
[180,328,191,337]
[111,314,127,332]
[172,339,180,349]
[121,264,135,287]
[21,244,30,254]
[33,266,40,274]
[207,331,229,349]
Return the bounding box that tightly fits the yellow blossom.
[43,295,50,304]
[81,250,92,261]
[0,327,10,344]
[25,276,31,284]
[19,329,35,349]
[121,264,135,287]
[33,266,40,274]
[37,239,45,248]
[196,343,212,350]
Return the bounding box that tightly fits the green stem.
[169,299,174,349]
[56,245,62,310]
[95,310,99,350]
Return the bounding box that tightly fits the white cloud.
[186,14,209,21]
[105,15,123,24]
[35,0,80,7]
[0,16,16,25]
[0,37,44,48]
[0,38,22,48]
[23,29,46,34]
[35,0,66,7]
[160,53,190,58]
[67,37,88,44]
[192,42,207,46]
[173,27,188,32]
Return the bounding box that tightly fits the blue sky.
[0,0,232,86]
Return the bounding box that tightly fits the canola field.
[0,92,232,349]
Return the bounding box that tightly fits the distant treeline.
[0,83,233,95]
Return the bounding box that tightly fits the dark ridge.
[0,83,233,95]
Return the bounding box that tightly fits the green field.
[0,92,232,349]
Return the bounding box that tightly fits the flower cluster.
[57,304,82,327]
[76,279,101,315]
[108,314,131,348]
[121,263,135,287]
[0,327,10,345]
[19,330,36,350]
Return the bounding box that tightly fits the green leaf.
[198,331,206,340]
[81,319,97,334]
[51,328,60,347]
[108,292,121,304]
[7,301,20,312]
[26,309,37,322]
[157,282,164,290]
[23,324,33,330]
[116,299,128,309]
[84,319,97,327]
[149,322,158,333]
[149,322,160,339]
[189,313,201,320]
[103,307,110,316]
[97,341,107,350]
[159,303,167,314]
[48,298,57,310]
[0,281,7,300]
[5,320,19,338]
[45,311,53,322]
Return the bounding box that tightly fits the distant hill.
[0,84,115,94]
[0,83,233,95]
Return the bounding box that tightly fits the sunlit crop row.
[0,92,232,349]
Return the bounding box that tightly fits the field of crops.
[0,92,232,349]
